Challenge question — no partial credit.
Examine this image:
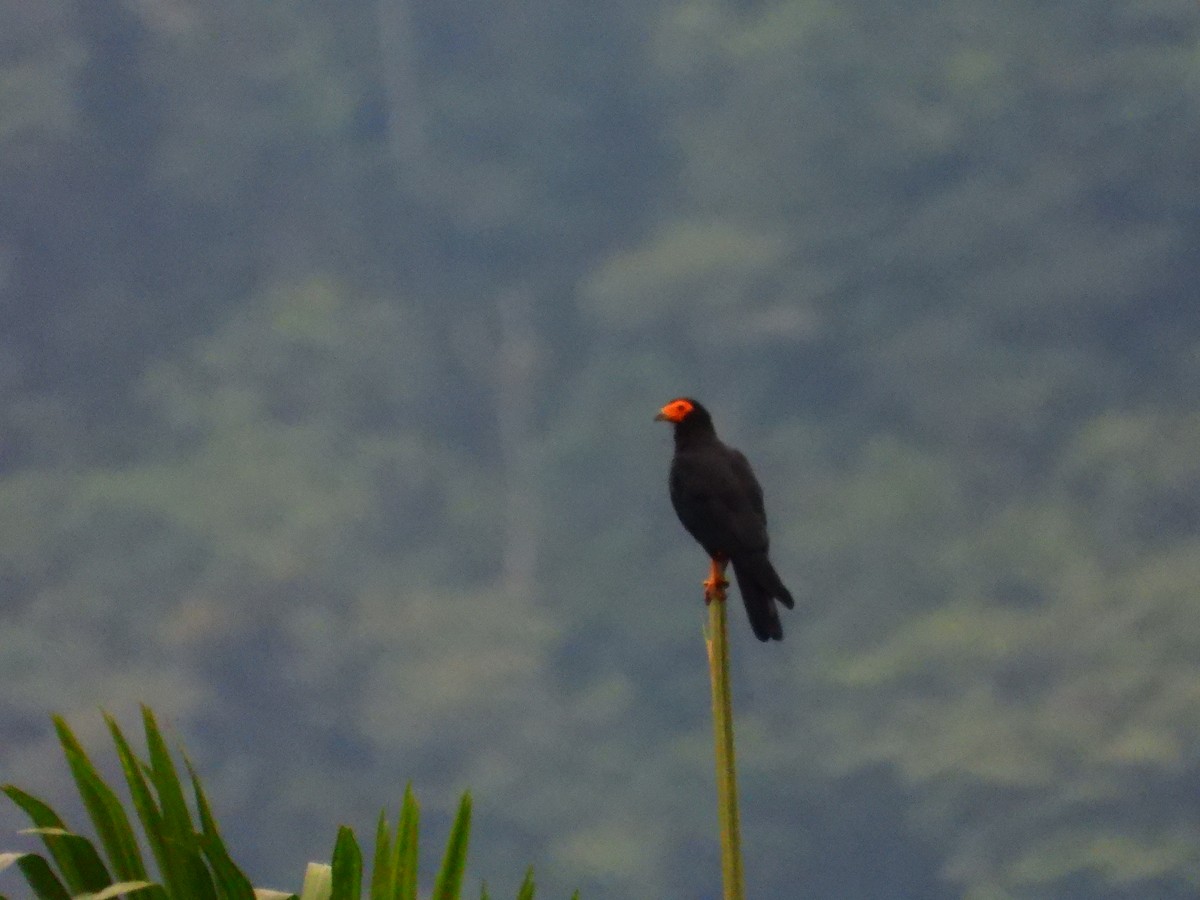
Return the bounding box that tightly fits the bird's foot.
[703,558,729,604]
[703,578,729,604]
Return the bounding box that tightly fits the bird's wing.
[720,448,769,552]
[727,449,766,525]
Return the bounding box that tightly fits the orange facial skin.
[655,398,695,423]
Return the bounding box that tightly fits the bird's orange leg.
[703,555,729,604]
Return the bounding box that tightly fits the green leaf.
[139,706,216,900]
[330,827,362,900]
[369,809,392,900]
[52,715,148,884]
[0,788,109,893]
[187,758,256,900]
[394,786,419,900]
[515,866,535,900]
[14,853,71,900]
[431,792,472,900]
[2,788,65,850]
[106,716,175,898]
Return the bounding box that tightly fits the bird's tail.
[731,553,794,642]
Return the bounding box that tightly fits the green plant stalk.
[705,583,745,900]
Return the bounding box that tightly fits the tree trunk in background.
[376,0,435,198]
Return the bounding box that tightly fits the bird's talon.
[702,575,729,603]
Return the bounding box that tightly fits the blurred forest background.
[2,0,1200,896]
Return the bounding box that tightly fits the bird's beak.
[656,401,688,423]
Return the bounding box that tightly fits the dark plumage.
[655,397,795,641]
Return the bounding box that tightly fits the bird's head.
[655,397,712,427]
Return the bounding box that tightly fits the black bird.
[655,397,794,641]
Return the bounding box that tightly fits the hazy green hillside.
[2,0,1198,896]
